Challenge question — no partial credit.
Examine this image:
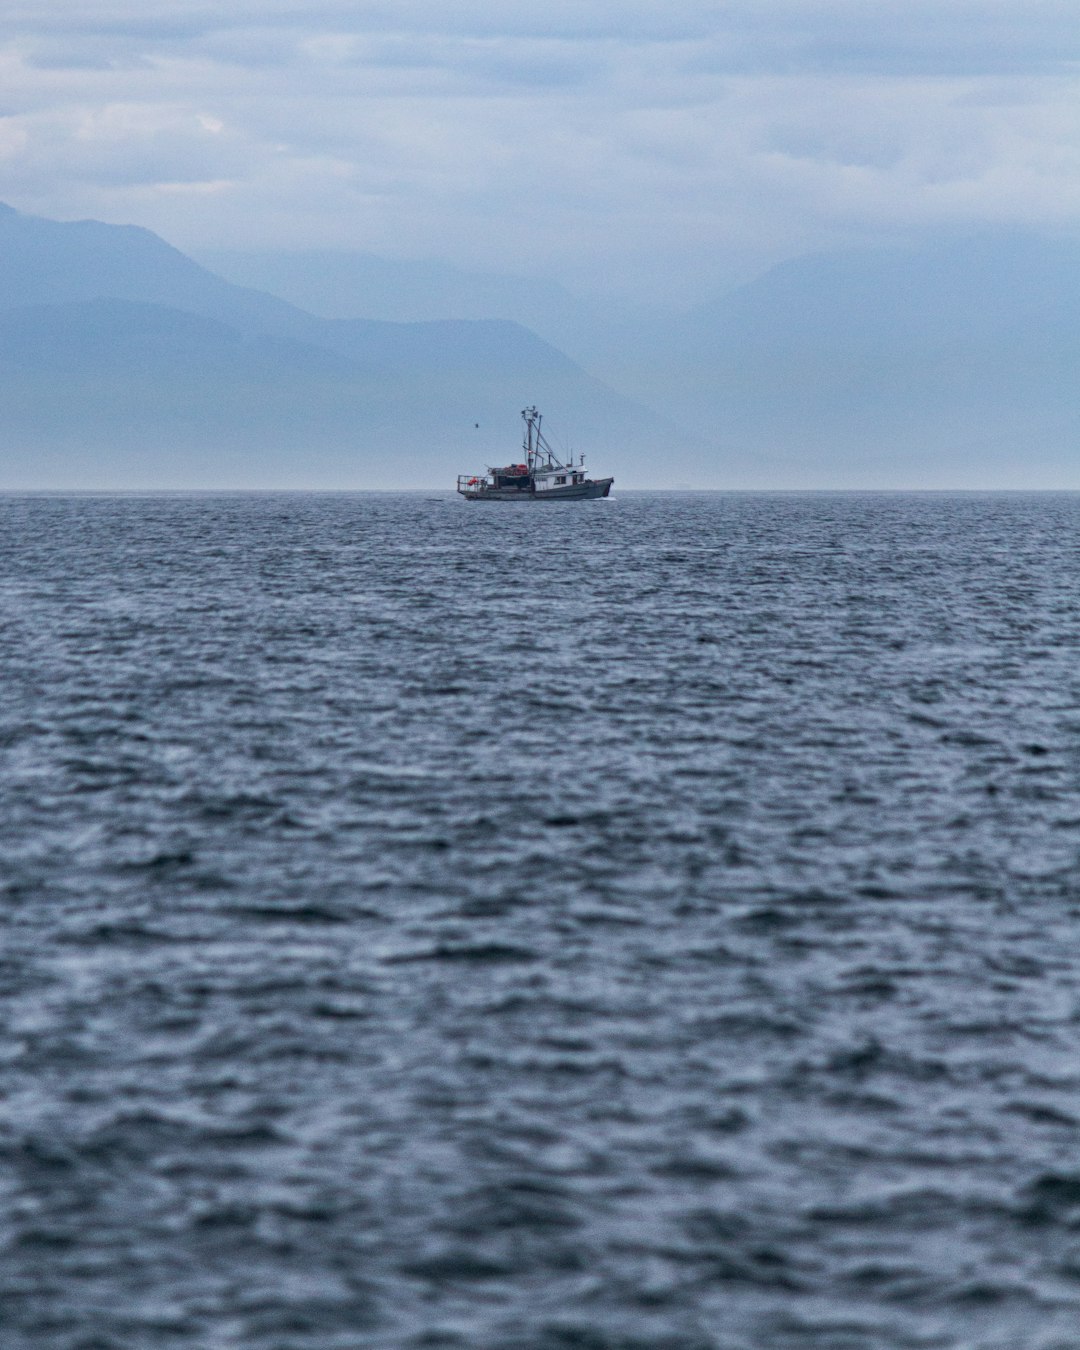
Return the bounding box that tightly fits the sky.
[2,1,1080,302]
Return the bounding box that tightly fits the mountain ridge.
[4,202,1080,487]
[0,203,691,488]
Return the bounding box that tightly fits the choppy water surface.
[3,491,1080,1349]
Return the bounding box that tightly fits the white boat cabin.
[533,463,591,493]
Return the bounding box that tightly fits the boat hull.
[460,478,613,502]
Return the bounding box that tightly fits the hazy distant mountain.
[194,226,1080,487]
[194,245,660,395]
[3,202,1079,487]
[0,204,688,487]
[610,232,1080,486]
[0,202,304,335]
[195,247,588,328]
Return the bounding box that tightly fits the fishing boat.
[457,407,613,501]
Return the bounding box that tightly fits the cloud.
[2,1,1080,299]
[8,2,1080,72]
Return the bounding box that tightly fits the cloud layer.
[3,2,1080,297]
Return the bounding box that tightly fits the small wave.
[226,903,352,925]
[1015,1172,1080,1226]
[382,943,537,965]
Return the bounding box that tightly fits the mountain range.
[0,203,685,488]
[1,201,1079,487]
[627,233,1080,487]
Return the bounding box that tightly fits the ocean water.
[2,489,1080,1350]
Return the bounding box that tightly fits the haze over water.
[3,490,1080,1349]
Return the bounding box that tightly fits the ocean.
[2,489,1080,1349]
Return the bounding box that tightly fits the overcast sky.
[3,1,1080,300]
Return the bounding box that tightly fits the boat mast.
[522,406,541,473]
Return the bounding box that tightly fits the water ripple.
[2,490,1080,1348]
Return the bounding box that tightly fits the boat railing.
[457,474,488,494]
